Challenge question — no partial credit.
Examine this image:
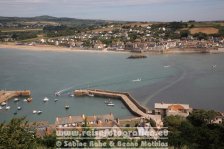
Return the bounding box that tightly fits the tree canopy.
[164,110,224,149]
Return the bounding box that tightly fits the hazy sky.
[0,0,223,21]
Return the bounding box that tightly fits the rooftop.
[155,103,190,110]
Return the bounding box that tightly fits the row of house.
[33,23,224,52]
[34,102,223,139]
[37,35,224,52]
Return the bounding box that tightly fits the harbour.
[74,89,162,126]
[0,48,224,123]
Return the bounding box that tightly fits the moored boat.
[65,105,70,110]
[55,92,61,96]
[88,93,94,97]
[1,102,7,106]
[69,94,74,97]
[5,106,11,110]
[43,97,49,102]
[37,110,42,114]
[107,103,115,106]
[14,98,19,102]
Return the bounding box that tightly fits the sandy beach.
[0,43,129,54]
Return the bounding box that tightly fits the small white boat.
[43,97,49,102]
[1,102,6,106]
[107,103,115,106]
[164,65,170,68]
[54,99,59,102]
[5,106,11,110]
[23,99,27,102]
[65,105,70,110]
[55,92,61,96]
[37,110,42,114]
[33,110,37,114]
[17,106,21,110]
[132,78,141,82]
[70,94,74,97]
[88,93,94,97]
[0,106,2,110]
[14,98,19,102]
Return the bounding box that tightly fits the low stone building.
[154,103,192,117]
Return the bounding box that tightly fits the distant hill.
[0,15,116,27]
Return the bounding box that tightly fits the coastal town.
[1,0,224,147]
[1,17,224,54]
[1,17,224,148]
[37,24,224,53]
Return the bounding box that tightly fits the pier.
[0,90,31,103]
[74,89,162,126]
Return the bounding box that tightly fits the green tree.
[0,117,37,149]
[180,30,190,38]
[187,109,218,126]
[164,115,185,130]
[164,116,187,149]
[38,133,56,148]
[193,32,208,40]
[218,26,224,36]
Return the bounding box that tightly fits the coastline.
[0,43,223,54]
[0,43,129,54]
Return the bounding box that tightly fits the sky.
[0,0,223,21]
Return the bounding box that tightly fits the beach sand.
[0,43,129,54]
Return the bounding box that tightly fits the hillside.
[0,15,110,28]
